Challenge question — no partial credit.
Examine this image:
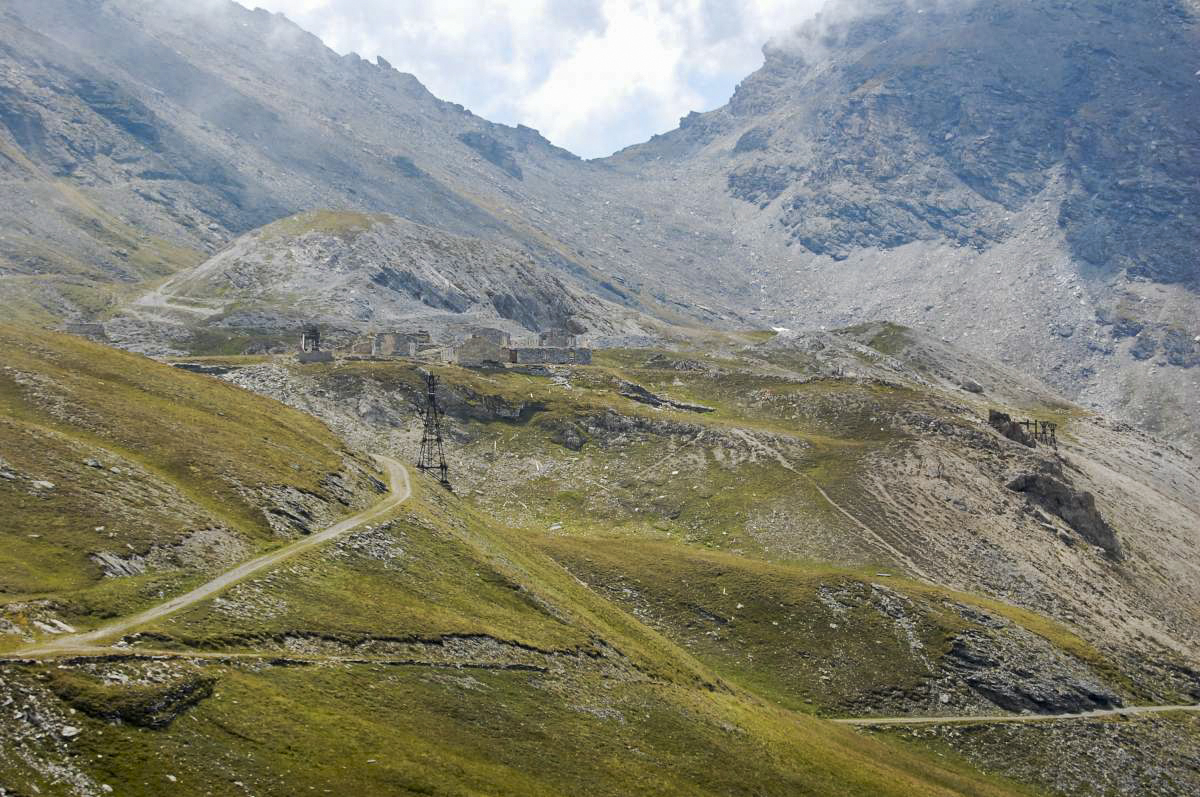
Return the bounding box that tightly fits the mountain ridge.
[1,0,1197,453]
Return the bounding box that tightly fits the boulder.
[1007,473,1122,559]
[541,418,588,452]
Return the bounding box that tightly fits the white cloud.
[251,0,825,157]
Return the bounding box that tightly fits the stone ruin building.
[453,327,592,368]
[297,324,333,363]
[370,330,433,358]
[509,346,592,365]
[342,330,436,359]
[455,334,510,368]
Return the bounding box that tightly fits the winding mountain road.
[11,453,1197,733]
[833,704,1200,727]
[16,455,411,657]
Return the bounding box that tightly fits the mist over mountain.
[1,0,1198,448]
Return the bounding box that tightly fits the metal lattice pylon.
[417,372,450,487]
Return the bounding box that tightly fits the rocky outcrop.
[618,380,715,414]
[458,131,523,180]
[47,669,216,729]
[1007,473,1122,559]
[988,410,1035,448]
[540,417,589,452]
[946,629,1122,714]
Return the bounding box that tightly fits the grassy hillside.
[0,477,1037,797]
[3,324,1196,795]
[0,325,377,647]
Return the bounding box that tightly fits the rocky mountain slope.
[109,210,652,356]
[216,323,1200,674]
[4,322,1198,795]
[0,0,628,322]
[598,0,1200,448]
[1,0,1197,449]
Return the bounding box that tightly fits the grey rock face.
[946,629,1122,715]
[458,132,523,180]
[697,0,1200,287]
[1163,329,1200,368]
[114,211,646,349]
[541,418,588,452]
[1007,472,1122,559]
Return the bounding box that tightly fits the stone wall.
[456,336,509,366]
[510,347,592,365]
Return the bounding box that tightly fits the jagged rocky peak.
[718,0,1200,282]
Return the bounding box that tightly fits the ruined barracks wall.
[509,347,592,365]
[455,336,509,366]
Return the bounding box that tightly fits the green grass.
[538,535,963,715]
[533,536,1125,716]
[1,479,1038,796]
[46,666,216,729]
[842,321,913,357]
[0,326,369,643]
[0,331,1134,795]
[0,177,204,327]
[258,210,385,241]
[3,657,1036,797]
[139,508,591,655]
[181,328,294,357]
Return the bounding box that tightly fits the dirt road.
[16,454,411,657]
[833,704,1200,727]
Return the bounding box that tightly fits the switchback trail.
[15,455,411,657]
[833,704,1200,727]
[729,428,933,581]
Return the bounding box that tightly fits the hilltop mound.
[110,210,649,355]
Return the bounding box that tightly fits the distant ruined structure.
[340,330,436,359]
[509,346,592,365]
[452,328,592,368]
[370,330,433,358]
[301,324,321,352]
[292,324,592,368]
[455,334,510,368]
[297,324,333,363]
